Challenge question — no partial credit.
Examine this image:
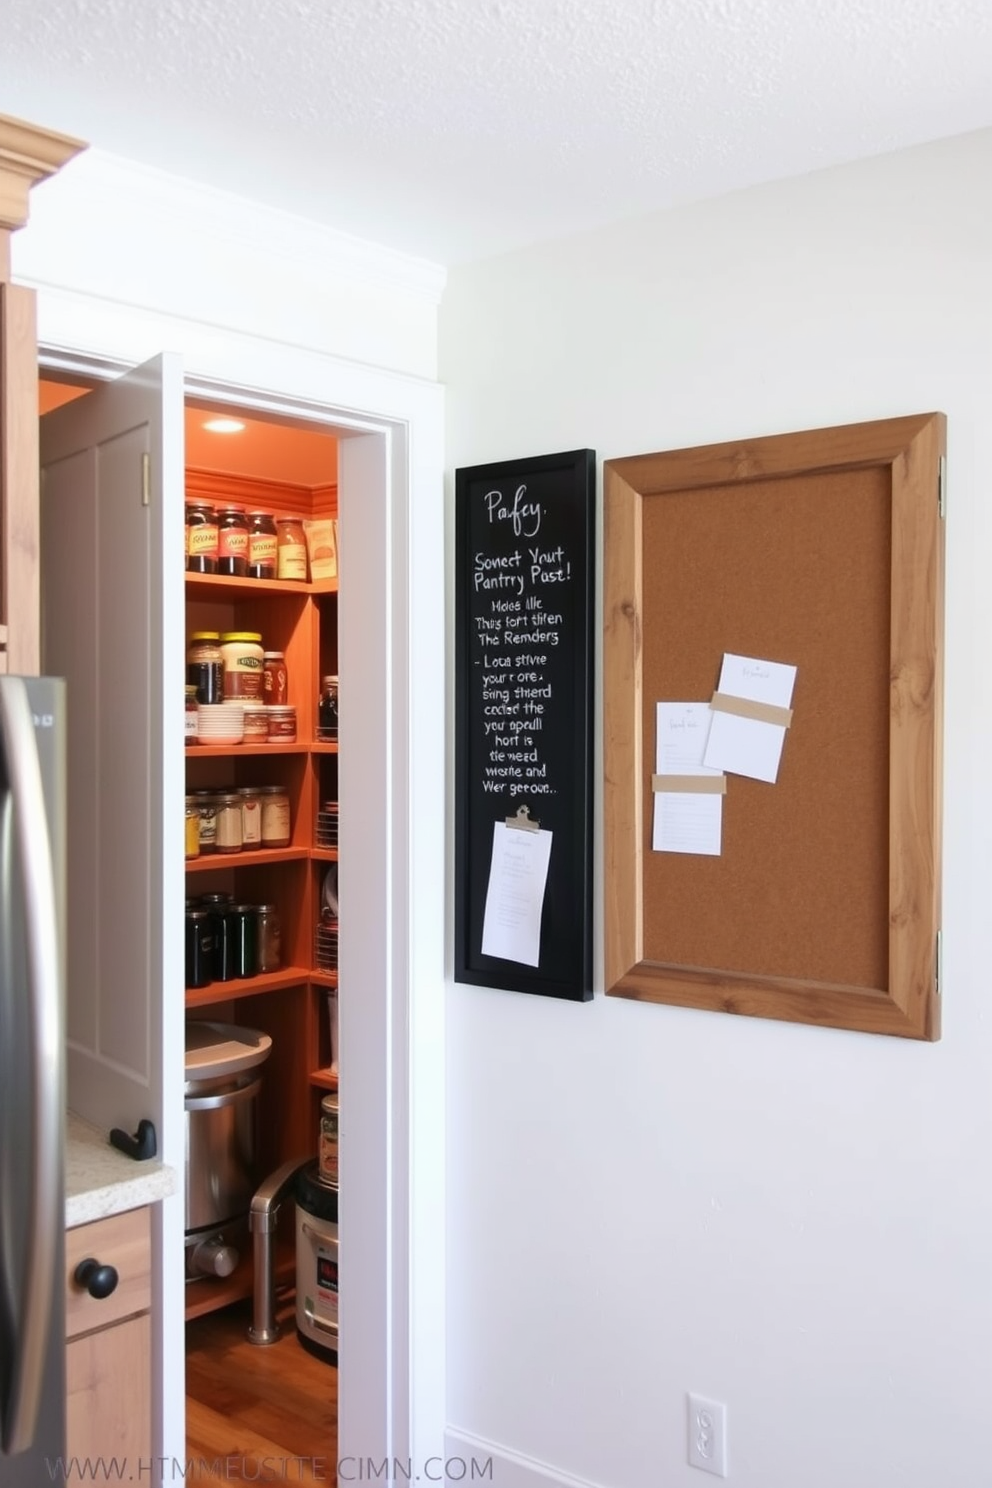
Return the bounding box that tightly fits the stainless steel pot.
[184,1022,272,1237]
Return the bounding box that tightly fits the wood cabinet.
[0,114,83,674]
[183,468,339,1318]
[65,1206,152,1470]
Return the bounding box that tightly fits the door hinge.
[935,929,943,995]
[938,454,947,519]
[142,451,151,507]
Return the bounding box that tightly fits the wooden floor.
[186,1297,338,1484]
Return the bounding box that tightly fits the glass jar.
[318,1095,339,1188]
[317,675,339,741]
[229,904,259,978]
[239,703,270,743]
[276,515,308,582]
[185,502,218,573]
[184,796,200,859]
[187,632,224,704]
[263,651,288,706]
[216,505,249,578]
[185,909,215,989]
[247,511,278,580]
[220,631,264,699]
[185,686,199,745]
[266,705,297,742]
[255,903,282,973]
[191,791,220,854]
[259,784,291,847]
[237,787,263,846]
[215,793,244,853]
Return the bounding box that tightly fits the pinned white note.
[481,820,553,966]
[653,702,725,855]
[702,653,797,784]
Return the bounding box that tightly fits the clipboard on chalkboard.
[454,449,595,1001]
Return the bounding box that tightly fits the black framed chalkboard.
[454,449,595,1000]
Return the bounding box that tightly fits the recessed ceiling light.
[203,417,246,434]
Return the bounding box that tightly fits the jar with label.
[186,503,218,573]
[191,791,220,854]
[216,505,249,577]
[184,796,200,859]
[266,705,297,742]
[220,631,264,699]
[247,511,278,580]
[317,676,339,741]
[187,632,224,704]
[239,703,270,743]
[319,1095,339,1188]
[276,515,308,582]
[259,784,291,847]
[255,903,282,973]
[263,651,288,705]
[185,686,199,745]
[215,793,244,854]
[237,787,263,846]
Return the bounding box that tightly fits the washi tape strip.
[710,692,794,728]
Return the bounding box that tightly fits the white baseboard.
[444,1427,611,1488]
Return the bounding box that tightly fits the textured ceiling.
[3,0,992,264]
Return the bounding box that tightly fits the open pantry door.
[40,352,185,1144]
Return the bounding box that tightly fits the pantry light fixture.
[203,416,246,434]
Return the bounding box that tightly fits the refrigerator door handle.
[0,679,61,1456]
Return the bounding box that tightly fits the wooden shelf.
[185,966,310,1008]
[311,741,339,755]
[186,743,310,757]
[310,1067,339,1092]
[185,572,338,600]
[184,1241,296,1322]
[309,970,339,989]
[310,848,339,862]
[186,847,309,872]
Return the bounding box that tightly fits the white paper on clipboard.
[481,819,553,967]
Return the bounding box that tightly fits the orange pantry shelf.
[186,847,309,871]
[185,572,338,600]
[184,965,311,1008]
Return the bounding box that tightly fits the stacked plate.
[195,702,245,746]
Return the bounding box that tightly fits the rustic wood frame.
[604,413,945,1039]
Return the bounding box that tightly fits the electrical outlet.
[687,1393,727,1477]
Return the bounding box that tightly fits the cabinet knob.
[74,1258,119,1299]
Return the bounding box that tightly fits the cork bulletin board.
[603,413,945,1039]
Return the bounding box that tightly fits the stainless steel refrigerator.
[0,677,66,1488]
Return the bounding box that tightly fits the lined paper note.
[481,821,553,966]
[653,702,724,855]
[703,653,797,783]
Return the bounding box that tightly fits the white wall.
[439,129,992,1488]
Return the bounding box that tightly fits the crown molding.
[0,113,86,233]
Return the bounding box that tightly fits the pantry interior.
[40,375,343,1448]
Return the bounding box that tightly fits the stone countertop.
[66,1111,178,1229]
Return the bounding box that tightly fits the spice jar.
[185,686,199,745]
[266,705,297,743]
[247,510,278,580]
[185,502,218,573]
[317,675,339,741]
[185,796,201,858]
[259,784,291,847]
[215,793,244,853]
[263,651,288,706]
[239,703,270,743]
[216,505,249,578]
[276,515,308,582]
[191,791,220,854]
[187,632,224,704]
[237,787,263,846]
[220,631,264,699]
[255,903,282,973]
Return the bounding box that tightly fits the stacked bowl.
[195,702,245,746]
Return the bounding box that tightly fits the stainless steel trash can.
[184,1021,272,1276]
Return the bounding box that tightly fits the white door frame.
[39,332,447,1480]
